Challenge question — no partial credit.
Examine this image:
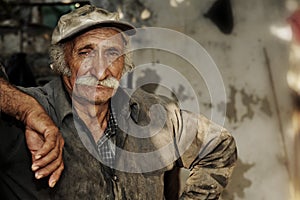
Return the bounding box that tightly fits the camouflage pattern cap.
[51,5,136,44]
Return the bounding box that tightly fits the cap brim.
[100,20,136,36]
[58,20,136,44]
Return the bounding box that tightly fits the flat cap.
[51,5,136,44]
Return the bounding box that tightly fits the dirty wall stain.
[226,85,238,123]
[219,85,273,126]
[221,159,254,200]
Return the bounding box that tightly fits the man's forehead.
[71,27,126,46]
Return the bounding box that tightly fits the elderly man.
[0,5,237,200]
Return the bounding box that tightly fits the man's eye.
[79,51,89,55]
[79,52,89,55]
[105,48,121,58]
[78,50,95,57]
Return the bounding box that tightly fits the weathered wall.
[128,0,294,199]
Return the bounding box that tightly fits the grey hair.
[123,43,135,74]
[49,44,72,77]
[49,42,134,77]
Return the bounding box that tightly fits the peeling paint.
[203,102,213,109]
[134,69,195,103]
[260,97,273,117]
[240,89,257,121]
[206,41,231,51]
[219,85,273,124]
[135,68,161,93]
[171,84,194,102]
[224,85,238,123]
[221,159,254,200]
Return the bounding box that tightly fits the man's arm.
[0,65,64,188]
[175,110,237,199]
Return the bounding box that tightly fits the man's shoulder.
[18,77,63,114]
[18,77,61,98]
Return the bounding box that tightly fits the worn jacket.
[1,77,237,200]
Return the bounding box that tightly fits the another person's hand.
[25,106,64,188]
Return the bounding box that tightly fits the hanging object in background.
[204,0,234,34]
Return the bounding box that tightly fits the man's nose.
[92,50,110,79]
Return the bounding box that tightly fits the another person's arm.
[0,65,64,188]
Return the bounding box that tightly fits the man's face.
[62,27,125,104]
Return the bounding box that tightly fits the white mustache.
[76,76,119,89]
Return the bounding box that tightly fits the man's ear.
[62,76,73,94]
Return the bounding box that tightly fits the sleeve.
[175,110,237,200]
[17,86,52,117]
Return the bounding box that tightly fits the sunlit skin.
[62,28,125,141]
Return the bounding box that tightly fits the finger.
[33,136,61,171]
[25,128,44,170]
[34,139,63,179]
[48,162,64,188]
[35,128,59,159]
[34,156,62,180]
[33,136,64,176]
[25,128,44,152]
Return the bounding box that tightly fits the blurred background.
[0,0,299,199]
